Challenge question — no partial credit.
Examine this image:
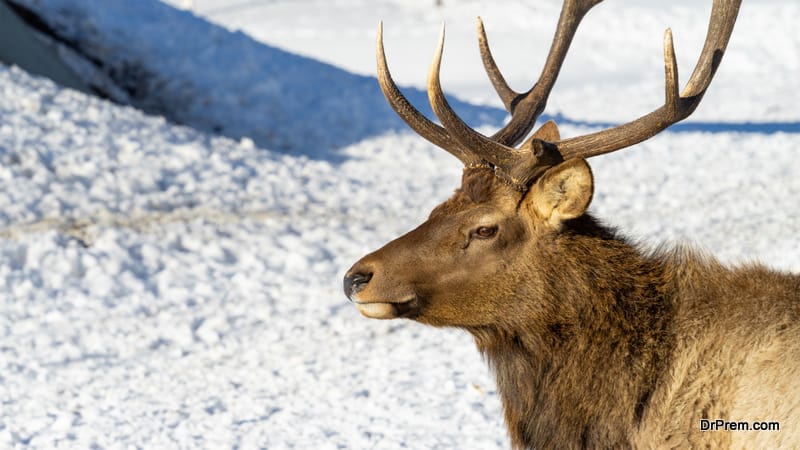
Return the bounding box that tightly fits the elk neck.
[467,214,679,449]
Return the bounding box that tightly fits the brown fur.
[344,161,800,449]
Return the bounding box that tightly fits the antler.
[377,0,742,190]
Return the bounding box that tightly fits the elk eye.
[472,226,498,239]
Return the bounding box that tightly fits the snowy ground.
[0,0,798,448]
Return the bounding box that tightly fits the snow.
[1,0,798,448]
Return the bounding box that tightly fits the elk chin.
[355,302,399,319]
[354,297,421,320]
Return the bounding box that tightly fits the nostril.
[353,272,372,285]
[343,271,373,299]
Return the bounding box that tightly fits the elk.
[343,0,800,448]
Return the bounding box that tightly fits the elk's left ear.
[523,157,593,227]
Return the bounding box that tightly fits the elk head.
[344,0,740,328]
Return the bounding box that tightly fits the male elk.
[343,0,800,448]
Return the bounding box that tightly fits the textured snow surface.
[1,0,798,448]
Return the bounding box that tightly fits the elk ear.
[531,120,560,141]
[524,157,593,227]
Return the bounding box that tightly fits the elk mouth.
[354,297,421,320]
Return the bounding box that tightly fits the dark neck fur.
[468,215,677,449]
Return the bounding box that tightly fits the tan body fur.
[636,262,800,449]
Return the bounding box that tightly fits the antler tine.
[376,22,477,165]
[482,0,603,146]
[476,17,518,114]
[554,0,742,160]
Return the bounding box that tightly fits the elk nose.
[343,271,372,299]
